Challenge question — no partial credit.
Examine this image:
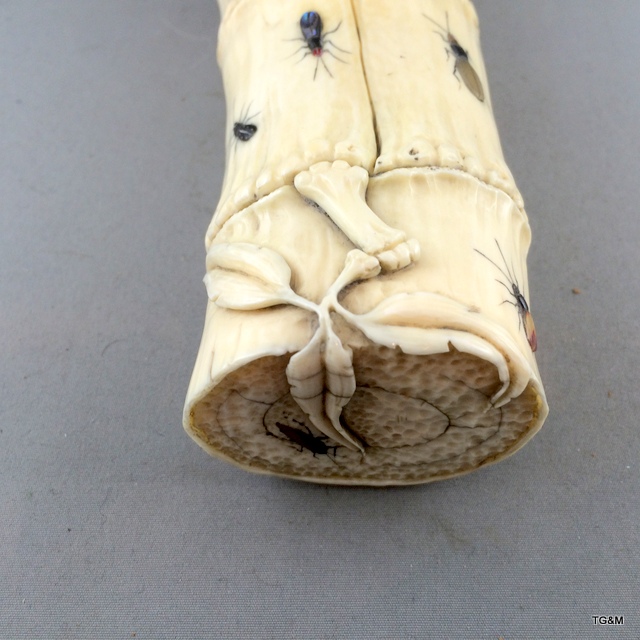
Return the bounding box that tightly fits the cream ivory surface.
[184,0,548,484]
[352,0,523,207]
[207,0,376,245]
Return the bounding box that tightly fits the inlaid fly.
[230,103,259,150]
[287,11,350,80]
[424,12,485,102]
[233,122,257,142]
[474,240,537,352]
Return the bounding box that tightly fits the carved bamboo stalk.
[183,0,548,485]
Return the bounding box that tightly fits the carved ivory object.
[183,0,549,485]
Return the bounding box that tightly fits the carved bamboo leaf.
[204,242,299,310]
[343,292,526,406]
[206,242,293,288]
[204,269,293,310]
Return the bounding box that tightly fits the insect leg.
[295,50,312,65]
[239,101,254,125]
[322,38,350,55]
[323,49,347,65]
[433,30,449,46]
[321,21,342,38]
[318,55,333,78]
[495,278,516,298]
[285,44,310,60]
[452,61,463,87]
[499,298,523,330]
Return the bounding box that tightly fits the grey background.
[1,1,638,638]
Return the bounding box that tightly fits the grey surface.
[1,1,638,638]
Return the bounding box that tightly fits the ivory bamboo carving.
[183,0,549,485]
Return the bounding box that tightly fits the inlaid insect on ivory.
[475,240,537,351]
[268,419,339,462]
[231,103,259,147]
[424,11,484,101]
[287,10,351,80]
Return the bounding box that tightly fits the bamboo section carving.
[183,0,548,485]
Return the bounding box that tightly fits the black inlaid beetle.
[271,419,339,460]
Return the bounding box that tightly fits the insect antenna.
[494,239,517,285]
[423,13,447,35]
[494,239,527,297]
[474,247,512,284]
